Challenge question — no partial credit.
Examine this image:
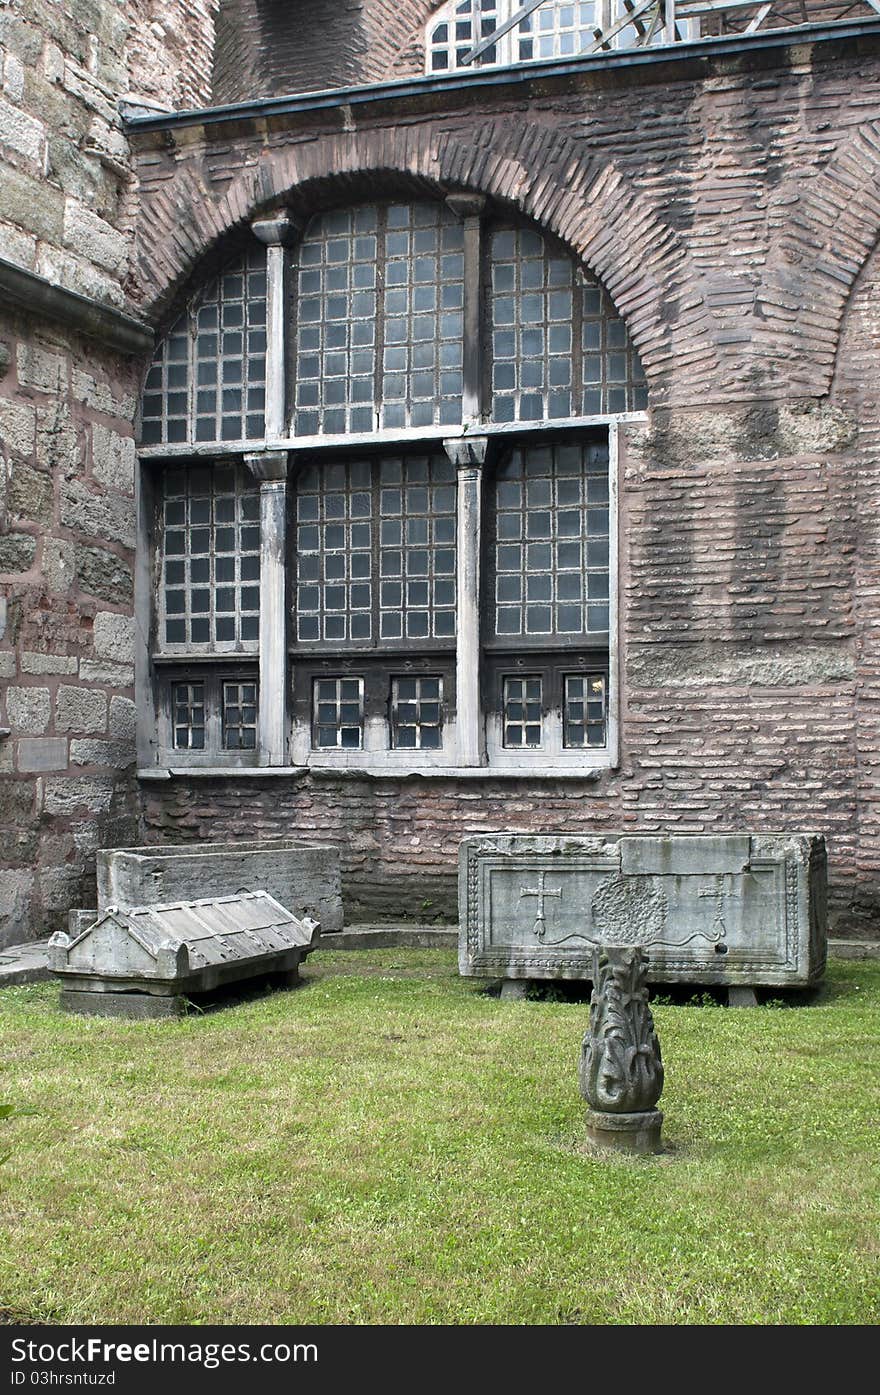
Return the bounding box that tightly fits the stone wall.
[0,307,142,946]
[0,0,219,945]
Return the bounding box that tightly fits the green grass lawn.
[0,951,878,1325]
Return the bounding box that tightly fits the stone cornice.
[0,257,153,356]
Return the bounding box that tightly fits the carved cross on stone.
[518,871,563,940]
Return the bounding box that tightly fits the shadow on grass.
[479,977,838,1008]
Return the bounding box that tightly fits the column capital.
[444,435,491,471]
[251,211,302,247]
[244,450,288,484]
[445,191,488,222]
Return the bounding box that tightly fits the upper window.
[141,246,268,448]
[139,198,646,773]
[426,0,698,74]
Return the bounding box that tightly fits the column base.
[585,1108,664,1155]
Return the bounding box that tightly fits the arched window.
[138,199,647,774]
[426,1,698,73]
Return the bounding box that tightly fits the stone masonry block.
[72,368,136,420]
[43,775,116,815]
[0,869,35,949]
[90,424,135,495]
[3,53,26,103]
[0,96,46,165]
[92,611,135,664]
[6,685,51,734]
[62,199,128,275]
[70,738,135,769]
[0,652,16,679]
[8,462,53,521]
[41,537,75,596]
[74,544,133,604]
[109,695,136,743]
[39,865,82,911]
[16,342,66,393]
[60,478,135,548]
[79,658,134,688]
[55,685,107,734]
[22,652,77,675]
[0,397,36,456]
[0,166,59,246]
[17,736,68,773]
[0,532,36,572]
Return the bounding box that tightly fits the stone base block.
[500,978,529,1000]
[585,1108,664,1156]
[60,989,189,1019]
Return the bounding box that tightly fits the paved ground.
[0,928,875,988]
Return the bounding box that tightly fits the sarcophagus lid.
[49,891,319,995]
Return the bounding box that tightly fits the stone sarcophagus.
[49,891,320,1017]
[459,832,827,988]
[97,837,343,932]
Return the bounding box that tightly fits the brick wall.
[133,30,880,938]
[141,408,863,930]
[210,0,875,103]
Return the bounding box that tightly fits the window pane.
[503,675,543,748]
[295,460,373,644]
[223,680,259,750]
[379,455,457,641]
[564,672,607,748]
[171,682,205,750]
[391,676,444,750]
[160,464,261,649]
[294,204,465,436]
[139,247,267,447]
[490,225,573,423]
[311,677,365,749]
[491,439,609,639]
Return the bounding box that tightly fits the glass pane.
[390,675,444,751]
[311,677,365,749]
[160,464,261,649]
[491,440,609,640]
[139,247,267,447]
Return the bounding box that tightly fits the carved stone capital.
[443,435,490,471]
[445,192,488,222]
[244,450,288,484]
[251,212,302,248]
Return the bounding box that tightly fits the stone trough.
[96,837,343,931]
[49,890,319,1018]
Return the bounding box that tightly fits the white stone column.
[445,436,489,767]
[446,193,486,425]
[245,450,289,766]
[251,212,300,442]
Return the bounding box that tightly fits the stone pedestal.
[585,1108,664,1156]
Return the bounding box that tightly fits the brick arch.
[135,119,720,403]
[759,118,880,399]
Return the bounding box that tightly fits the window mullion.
[445,435,490,767]
[245,450,289,765]
[252,212,300,442]
[446,193,487,425]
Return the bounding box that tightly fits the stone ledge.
[318,925,457,951]
[827,938,880,960]
[0,257,153,356]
